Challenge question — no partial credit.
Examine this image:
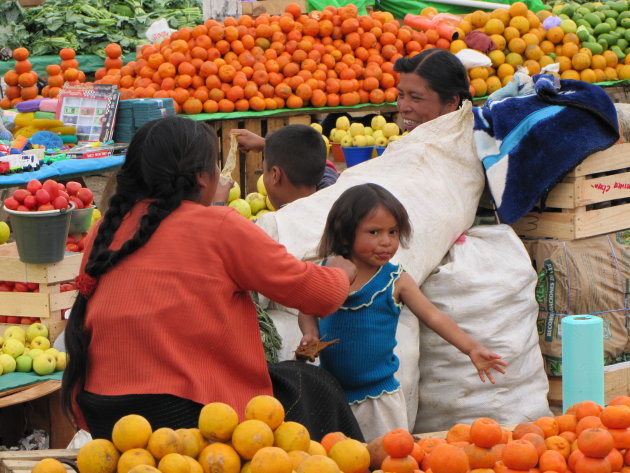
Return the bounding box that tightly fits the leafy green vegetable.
[0,0,202,56]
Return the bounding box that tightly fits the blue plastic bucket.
[342,146,374,167]
[375,146,387,156]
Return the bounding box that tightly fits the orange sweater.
[79,200,349,418]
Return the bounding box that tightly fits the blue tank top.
[319,262,403,404]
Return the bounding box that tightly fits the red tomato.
[13,189,31,203]
[42,180,59,199]
[60,283,75,292]
[23,195,37,209]
[77,188,94,206]
[4,197,18,210]
[65,181,82,196]
[13,282,28,292]
[53,196,69,210]
[26,283,38,291]
[66,243,80,252]
[37,203,54,211]
[35,188,51,204]
[20,317,34,325]
[26,179,42,194]
[0,283,12,292]
[6,316,21,324]
[0,316,7,323]
[16,205,29,211]
[69,196,84,209]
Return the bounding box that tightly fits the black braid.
[62,117,218,423]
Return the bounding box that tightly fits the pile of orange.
[94,3,450,114]
[450,1,630,97]
[32,395,370,473]
[1,48,41,109]
[368,396,630,473]
[41,48,87,99]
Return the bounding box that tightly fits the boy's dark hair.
[318,183,412,259]
[62,116,217,423]
[394,49,472,107]
[264,125,326,188]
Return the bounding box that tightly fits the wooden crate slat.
[287,115,311,126]
[0,245,81,284]
[0,449,77,473]
[547,360,630,407]
[544,182,576,208]
[50,291,77,312]
[575,202,630,239]
[0,292,51,318]
[266,118,287,135]
[513,212,576,240]
[567,142,630,177]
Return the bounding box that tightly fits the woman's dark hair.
[318,183,412,259]
[62,116,217,422]
[394,49,472,107]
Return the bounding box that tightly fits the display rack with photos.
[55,83,120,144]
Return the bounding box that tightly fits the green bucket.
[69,206,95,234]
[4,205,73,264]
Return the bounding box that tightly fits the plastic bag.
[145,19,175,44]
[455,49,492,69]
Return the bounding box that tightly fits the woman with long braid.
[61,116,361,440]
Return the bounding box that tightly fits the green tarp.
[0,371,62,393]
[0,53,136,77]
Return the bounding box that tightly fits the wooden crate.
[547,360,630,408]
[204,105,398,195]
[0,243,81,342]
[0,449,77,473]
[512,142,630,240]
[241,0,306,16]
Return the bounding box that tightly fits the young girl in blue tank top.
[298,183,507,441]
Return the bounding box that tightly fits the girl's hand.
[326,255,357,284]
[230,129,265,152]
[469,345,507,384]
[300,332,320,346]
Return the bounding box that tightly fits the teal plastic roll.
[562,315,604,412]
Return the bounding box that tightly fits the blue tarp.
[0,156,124,188]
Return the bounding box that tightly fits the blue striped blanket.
[472,74,619,224]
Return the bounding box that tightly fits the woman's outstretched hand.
[469,345,507,384]
[326,255,357,285]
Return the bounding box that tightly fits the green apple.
[256,175,267,196]
[363,126,373,136]
[44,348,59,357]
[3,327,26,344]
[32,353,56,375]
[340,135,353,148]
[375,136,389,147]
[27,348,44,359]
[245,192,267,215]
[352,135,367,147]
[256,209,270,217]
[0,336,4,347]
[560,19,577,34]
[371,115,386,130]
[349,123,365,137]
[3,339,24,358]
[15,355,32,372]
[229,199,252,218]
[373,130,384,140]
[382,123,400,138]
[30,336,50,351]
[55,352,68,371]
[0,353,16,374]
[26,323,48,342]
[265,196,275,212]
[388,135,402,142]
[365,135,375,146]
[310,123,322,133]
[228,182,241,204]
[336,116,350,131]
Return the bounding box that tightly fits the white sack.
[258,102,485,431]
[256,101,485,286]
[414,224,552,433]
